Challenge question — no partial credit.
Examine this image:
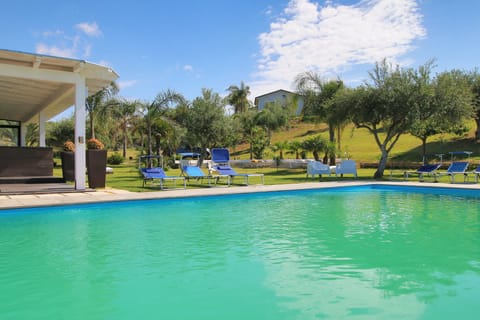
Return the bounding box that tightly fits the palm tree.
[226,81,251,114]
[140,90,185,156]
[86,82,119,139]
[295,72,345,164]
[25,123,39,146]
[301,135,328,162]
[287,140,303,159]
[271,141,289,159]
[107,98,140,158]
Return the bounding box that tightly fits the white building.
[254,89,304,115]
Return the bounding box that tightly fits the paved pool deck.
[1,181,479,210]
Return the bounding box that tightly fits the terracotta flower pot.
[86,149,107,188]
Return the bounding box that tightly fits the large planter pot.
[61,151,75,182]
[86,149,107,188]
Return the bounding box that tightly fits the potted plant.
[86,138,107,188]
[61,140,75,182]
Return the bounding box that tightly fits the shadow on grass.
[392,138,480,162]
[297,128,327,137]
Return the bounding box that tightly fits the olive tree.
[466,69,480,141]
[185,88,232,165]
[345,60,427,179]
[409,68,474,157]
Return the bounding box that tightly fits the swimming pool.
[1,185,479,319]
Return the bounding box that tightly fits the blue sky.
[2,0,480,105]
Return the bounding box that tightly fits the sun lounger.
[463,165,480,183]
[212,165,264,185]
[180,160,230,187]
[404,163,441,182]
[140,167,186,190]
[435,161,469,183]
[211,148,264,185]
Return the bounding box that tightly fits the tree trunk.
[476,118,480,141]
[147,125,152,156]
[90,114,95,139]
[313,151,320,161]
[421,136,427,160]
[122,126,128,159]
[122,134,128,159]
[328,126,335,143]
[374,148,389,179]
[249,131,253,160]
[328,126,336,165]
[337,127,341,151]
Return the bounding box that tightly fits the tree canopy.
[344,60,431,178]
[185,88,232,165]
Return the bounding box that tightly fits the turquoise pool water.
[1,186,480,319]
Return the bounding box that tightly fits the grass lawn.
[55,162,470,192]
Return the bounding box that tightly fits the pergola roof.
[0,49,119,123]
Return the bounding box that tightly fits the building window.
[0,120,20,146]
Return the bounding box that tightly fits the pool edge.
[1,180,479,210]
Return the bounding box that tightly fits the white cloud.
[35,43,76,58]
[118,80,138,90]
[251,0,426,96]
[183,64,194,72]
[75,22,102,37]
[97,60,111,67]
[35,22,103,59]
[42,30,64,37]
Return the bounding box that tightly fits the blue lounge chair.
[180,160,230,187]
[404,163,441,182]
[211,148,264,185]
[436,161,469,183]
[140,167,186,189]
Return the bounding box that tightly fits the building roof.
[254,89,296,106]
[0,49,119,123]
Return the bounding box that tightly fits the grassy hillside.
[234,119,480,163]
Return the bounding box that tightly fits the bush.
[107,153,124,165]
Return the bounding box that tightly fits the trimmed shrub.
[107,153,124,165]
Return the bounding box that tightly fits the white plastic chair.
[306,161,332,178]
[335,160,357,177]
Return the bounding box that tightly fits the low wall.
[0,146,53,177]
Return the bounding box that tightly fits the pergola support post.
[74,80,87,190]
[39,111,46,147]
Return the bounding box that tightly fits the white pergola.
[0,49,119,190]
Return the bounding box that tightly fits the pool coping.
[1,180,479,210]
